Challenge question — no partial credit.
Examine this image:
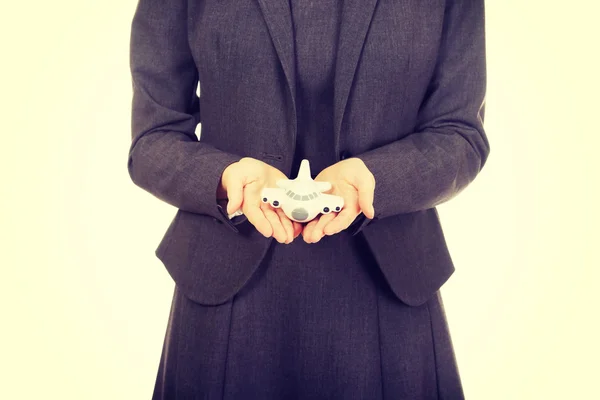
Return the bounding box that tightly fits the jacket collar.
[256,0,380,159]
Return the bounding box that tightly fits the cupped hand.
[301,158,375,243]
[219,157,304,243]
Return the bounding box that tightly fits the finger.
[274,207,294,243]
[244,205,272,238]
[293,222,303,239]
[242,187,272,238]
[353,173,375,219]
[311,212,337,243]
[262,204,287,244]
[323,207,361,235]
[302,219,319,243]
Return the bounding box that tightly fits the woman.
[128,0,489,398]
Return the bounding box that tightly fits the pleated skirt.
[152,230,464,399]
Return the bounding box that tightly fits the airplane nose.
[291,208,309,221]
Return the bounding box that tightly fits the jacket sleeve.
[349,0,490,236]
[128,0,243,230]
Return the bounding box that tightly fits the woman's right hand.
[218,157,303,244]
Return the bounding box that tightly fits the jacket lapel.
[255,0,298,146]
[333,0,379,158]
[257,0,379,161]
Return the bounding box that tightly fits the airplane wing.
[315,181,332,192]
[276,179,293,190]
[318,193,345,211]
[261,187,287,208]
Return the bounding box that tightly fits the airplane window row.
[286,190,319,201]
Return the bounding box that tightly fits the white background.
[2,1,599,398]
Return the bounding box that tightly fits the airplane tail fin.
[297,159,312,180]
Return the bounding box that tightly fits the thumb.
[356,174,375,219]
[225,176,244,215]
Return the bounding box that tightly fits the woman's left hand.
[301,158,376,243]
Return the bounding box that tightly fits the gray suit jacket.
[128,0,489,307]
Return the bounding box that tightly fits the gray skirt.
[152,230,464,399]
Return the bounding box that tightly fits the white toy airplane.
[260,159,345,223]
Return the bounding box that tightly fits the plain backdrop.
[2,1,598,398]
